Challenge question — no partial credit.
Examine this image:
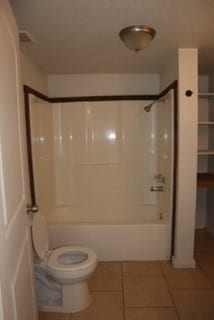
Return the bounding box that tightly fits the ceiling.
[10,0,214,74]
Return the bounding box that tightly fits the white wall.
[48,73,160,97]
[173,49,198,268]
[160,53,178,91]
[160,49,199,268]
[21,52,48,94]
[30,96,55,215]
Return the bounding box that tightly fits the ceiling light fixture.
[119,25,156,53]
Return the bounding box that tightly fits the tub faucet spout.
[150,186,164,192]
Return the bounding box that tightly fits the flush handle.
[26,203,39,215]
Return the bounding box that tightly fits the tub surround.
[28,90,174,261]
[30,94,173,227]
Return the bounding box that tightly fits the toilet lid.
[32,213,49,260]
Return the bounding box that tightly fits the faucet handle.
[161,176,166,184]
[154,174,166,184]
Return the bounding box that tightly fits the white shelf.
[198,90,214,189]
[199,93,214,97]
[198,122,214,125]
[198,150,214,155]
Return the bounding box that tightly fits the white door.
[0,1,37,319]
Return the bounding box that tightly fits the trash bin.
[34,264,62,308]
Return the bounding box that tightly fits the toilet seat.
[32,213,97,273]
[47,246,97,271]
[32,213,49,260]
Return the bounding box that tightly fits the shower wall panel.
[30,96,55,212]
[156,91,174,221]
[51,101,157,223]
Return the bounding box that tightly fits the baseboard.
[172,256,196,269]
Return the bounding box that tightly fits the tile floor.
[39,229,214,320]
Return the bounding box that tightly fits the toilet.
[32,213,97,313]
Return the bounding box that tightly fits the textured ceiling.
[10,0,214,74]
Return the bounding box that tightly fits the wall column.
[173,48,198,268]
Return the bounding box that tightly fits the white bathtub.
[48,205,172,261]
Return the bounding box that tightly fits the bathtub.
[48,205,172,261]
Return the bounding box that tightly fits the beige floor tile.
[207,275,214,286]
[123,276,173,307]
[89,262,122,291]
[195,253,214,274]
[125,308,179,320]
[39,311,70,320]
[161,261,211,288]
[122,261,162,276]
[71,292,123,320]
[171,289,214,320]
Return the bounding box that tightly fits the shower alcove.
[25,83,177,261]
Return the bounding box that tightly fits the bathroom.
[1,0,214,319]
[24,63,197,266]
[24,59,197,315]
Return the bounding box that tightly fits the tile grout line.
[120,262,127,320]
[195,250,214,288]
[159,261,181,320]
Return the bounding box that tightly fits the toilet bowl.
[32,213,97,313]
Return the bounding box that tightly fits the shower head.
[144,95,167,112]
[144,103,153,112]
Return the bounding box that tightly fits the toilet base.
[38,281,91,313]
[63,280,91,312]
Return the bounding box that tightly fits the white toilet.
[32,213,97,313]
